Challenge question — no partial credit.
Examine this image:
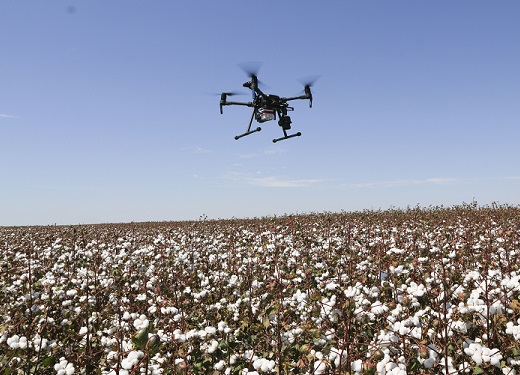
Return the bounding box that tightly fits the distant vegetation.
[1,204,519,374]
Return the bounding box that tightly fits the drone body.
[219,70,314,143]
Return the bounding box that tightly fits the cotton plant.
[2,205,520,373]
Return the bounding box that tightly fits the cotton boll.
[121,358,134,370]
[371,301,388,315]
[133,315,149,330]
[18,336,27,349]
[54,358,74,374]
[214,360,226,371]
[64,362,75,375]
[207,340,219,354]
[264,360,275,372]
[314,360,327,374]
[351,359,362,373]
[7,335,20,349]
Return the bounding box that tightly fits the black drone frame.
[220,74,313,143]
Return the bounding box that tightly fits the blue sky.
[1,1,519,226]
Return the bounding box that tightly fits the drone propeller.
[207,91,245,96]
[298,75,321,88]
[237,61,262,78]
[238,61,270,91]
[297,75,320,108]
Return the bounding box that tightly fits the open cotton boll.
[7,335,20,349]
[253,358,276,372]
[313,360,327,374]
[54,358,75,375]
[371,301,389,315]
[351,359,362,373]
[206,340,219,354]
[214,360,226,371]
[17,336,28,349]
[506,321,520,340]
[133,315,149,330]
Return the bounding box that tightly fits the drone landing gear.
[235,109,261,140]
[235,127,261,140]
[273,132,301,143]
[272,115,300,142]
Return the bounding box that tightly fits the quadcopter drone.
[219,67,316,143]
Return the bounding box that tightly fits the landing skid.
[273,132,301,143]
[235,127,261,140]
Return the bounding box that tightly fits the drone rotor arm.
[224,101,254,107]
[281,95,308,102]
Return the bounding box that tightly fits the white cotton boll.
[121,359,134,370]
[198,330,207,338]
[205,326,217,335]
[54,361,62,372]
[490,354,502,367]
[122,311,131,320]
[173,313,182,322]
[65,363,75,375]
[371,301,388,315]
[464,345,475,356]
[351,359,362,373]
[18,336,27,349]
[389,366,406,375]
[214,360,226,371]
[133,316,149,330]
[411,327,422,339]
[253,358,262,370]
[218,321,228,331]
[506,322,520,340]
[344,286,359,298]
[78,327,88,336]
[261,360,275,372]
[386,361,397,371]
[148,305,157,314]
[207,340,218,354]
[471,351,483,365]
[314,360,327,374]
[7,335,20,349]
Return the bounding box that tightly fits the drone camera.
[278,116,292,130]
[256,108,275,123]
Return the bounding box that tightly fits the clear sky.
[1,1,519,226]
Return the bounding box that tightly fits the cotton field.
[1,205,520,374]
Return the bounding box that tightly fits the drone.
[219,67,316,143]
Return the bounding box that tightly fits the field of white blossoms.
[1,204,520,374]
